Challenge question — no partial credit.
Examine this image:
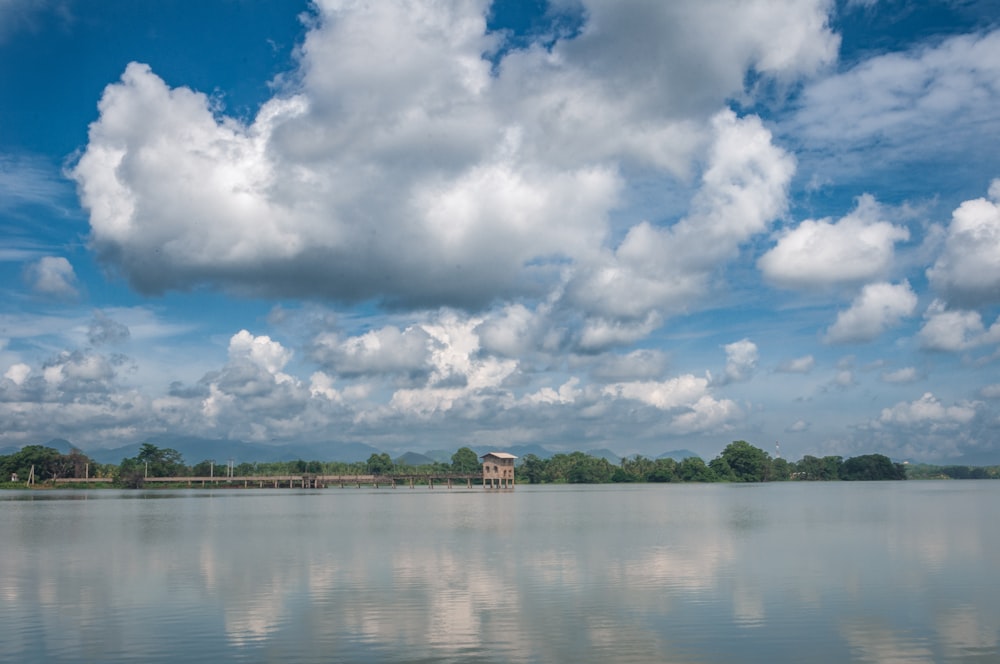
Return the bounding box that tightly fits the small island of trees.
[1,439,997,489]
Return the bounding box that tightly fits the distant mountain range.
[394,451,436,466]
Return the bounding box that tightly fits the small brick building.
[481,452,516,488]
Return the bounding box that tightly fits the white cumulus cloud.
[568,110,795,323]
[25,256,79,298]
[825,281,917,344]
[918,300,1000,351]
[878,392,978,428]
[759,195,910,289]
[927,179,1000,306]
[723,339,759,383]
[228,330,292,376]
[70,0,833,313]
[4,362,31,386]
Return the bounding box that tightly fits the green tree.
[822,455,844,480]
[520,454,547,484]
[451,447,480,473]
[2,445,65,481]
[191,459,216,476]
[708,456,737,481]
[543,453,574,483]
[841,454,906,481]
[716,440,770,482]
[135,443,186,477]
[770,457,792,481]
[236,462,258,476]
[678,457,715,482]
[619,455,655,482]
[568,456,614,483]
[648,458,678,482]
[796,455,843,481]
[116,457,145,488]
[366,453,393,475]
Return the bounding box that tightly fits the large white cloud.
[825,281,917,344]
[70,0,835,311]
[567,110,795,323]
[927,179,1000,306]
[758,195,910,289]
[196,330,309,433]
[918,300,1000,352]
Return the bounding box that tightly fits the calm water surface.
[2,482,998,663]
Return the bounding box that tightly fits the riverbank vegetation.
[518,441,911,483]
[2,440,997,489]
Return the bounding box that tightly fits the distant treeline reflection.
[2,440,997,488]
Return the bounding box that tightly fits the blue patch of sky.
[0,0,306,157]
[485,0,585,65]
[834,0,1000,67]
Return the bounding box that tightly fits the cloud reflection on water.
[1,484,999,662]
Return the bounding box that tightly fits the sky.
[1,0,999,463]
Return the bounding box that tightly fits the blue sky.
[2,0,999,462]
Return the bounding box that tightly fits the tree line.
[0,443,484,488]
[3,440,997,488]
[518,441,909,483]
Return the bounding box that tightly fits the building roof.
[481,452,517,459]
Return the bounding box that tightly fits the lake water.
[2,482,998,663]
